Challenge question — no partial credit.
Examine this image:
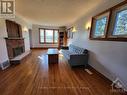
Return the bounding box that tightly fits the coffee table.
[47,49,59,64]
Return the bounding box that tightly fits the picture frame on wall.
[67,27,73,39]
[90,11,110,39]
[70,31,73,39]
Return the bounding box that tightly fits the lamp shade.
[72,27,77,32]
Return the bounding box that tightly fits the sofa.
[61,44,89,67]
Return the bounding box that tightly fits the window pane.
[45,30,53,43]
[94,17,107,37]
[40,29,44,43]
[54,30,58,43]
[113,9,127,36]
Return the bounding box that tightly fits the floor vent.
[85,69,93,75]
[0,60,10,70]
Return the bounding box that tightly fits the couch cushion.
[61,50,77,60]
[69,44,84,54]
[61,44,88,60]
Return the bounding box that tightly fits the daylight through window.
[94,17,107,37]
[113,9,127,36]
[39,29,58,43]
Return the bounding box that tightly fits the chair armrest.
[61,46,69,50]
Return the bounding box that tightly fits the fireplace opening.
[13,47,24,57]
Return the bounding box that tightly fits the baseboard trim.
[31,47,58,49]
[88,65,127,93]
[88,65,112,83]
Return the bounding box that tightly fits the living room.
[0,0,127,95]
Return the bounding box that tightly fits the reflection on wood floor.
[0,49,124,95]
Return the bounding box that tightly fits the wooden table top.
[47,49,59,55]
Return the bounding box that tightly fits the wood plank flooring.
[0,49,125,95]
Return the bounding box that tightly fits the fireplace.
[4,20,30,65]
[5,20,25,59]
[13,47,24,57]
[5,38,25,59]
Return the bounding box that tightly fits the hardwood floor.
[0,49,125,95]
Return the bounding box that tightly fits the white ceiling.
[15,0,117,26]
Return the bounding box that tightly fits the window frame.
[108,2,127,39]
[113,9,127,36]
[90,11,110,39]
[39,28,59,44]
[90,1,127,42]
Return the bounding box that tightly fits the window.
[90,11,110,39]
[45,30,54,43]
[113,9,127,36]
[94,17,107,37]
[54,30,58,43]
[39,29,58,44]
[90,1,127,41]
[40,29,44,43]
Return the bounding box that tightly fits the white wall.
[68,0,127,89]
[0,19,9,64]
[31,24,59,48]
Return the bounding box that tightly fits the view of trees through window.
[39,29,58,43]
[113,9,127,36]
[94,17,107,37]
[90,2,127,41]
[40,29,44,43]
[45,30,53,43]
[54,30,58,43]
